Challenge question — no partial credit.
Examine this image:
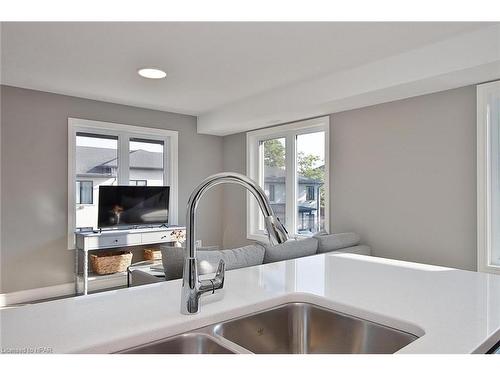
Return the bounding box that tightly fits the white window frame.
[477,81,500,274]
[67,118,178,249]
[246,116,330,241]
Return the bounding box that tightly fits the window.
[247,117,329,240]
[73,133,118,231]
[268,184,276,202]
[129,138,164,186]
[76,181,93,204]
[130,180,147,186]
[477,81,500,274]
[306,186,315,201]
[261,138,286,226]
[68,118,178,248]
[297,132,326,234]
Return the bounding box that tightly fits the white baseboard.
[0,275,128,307]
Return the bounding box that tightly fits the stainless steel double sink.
[119,302,419,354]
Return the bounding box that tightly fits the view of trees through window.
[262,131,325,235]
[262,138,286,227]
[296,132,325,234]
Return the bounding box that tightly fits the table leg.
[75,248,79,295]
[83,250,89,295]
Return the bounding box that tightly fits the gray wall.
[330,86,476,270]
[221,86,477,270]
[0,85,224,293]
[222,133,253,249]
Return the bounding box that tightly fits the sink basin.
[118,302,419,354]
[119,333,235,354]
[212,302,418,354]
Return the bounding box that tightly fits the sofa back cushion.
[161,243,266,281]
[333,244,371,256]
[262,237,318,264]
[314,232,361,253]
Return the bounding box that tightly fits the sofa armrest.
[314,232,361,253]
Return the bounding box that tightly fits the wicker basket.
[90,251,133,275]
[144,248,162,261]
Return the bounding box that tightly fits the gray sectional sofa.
[129,232,370,287]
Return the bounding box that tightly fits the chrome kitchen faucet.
[181,172,289,314]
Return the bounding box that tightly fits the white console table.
[75,226,185,295]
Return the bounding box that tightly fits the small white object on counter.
[1,253,500,353]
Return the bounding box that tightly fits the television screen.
[98,186,170,228]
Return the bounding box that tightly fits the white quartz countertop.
[1,253,500,354]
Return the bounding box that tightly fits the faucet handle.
[213,259,225,289]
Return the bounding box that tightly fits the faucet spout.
[181,172,289,314]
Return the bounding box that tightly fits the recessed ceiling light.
[138,68,167,79]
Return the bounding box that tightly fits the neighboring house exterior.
[263,166,324,234]
[75,146,164,230]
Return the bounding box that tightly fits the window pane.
[490,93,500,267]
[129,138,164,186]
[75,133,118,229]
[76,181,81,204]
[296,132,325,235]
[261,138,286,227]
[130,179,147,186]
[76,180,93,204]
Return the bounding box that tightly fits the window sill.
[478,263,500,275]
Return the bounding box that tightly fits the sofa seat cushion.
[161,243,265,281]
[262,237,318,264]
[314,232,361,253]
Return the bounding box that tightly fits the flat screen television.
[98,186,170,229]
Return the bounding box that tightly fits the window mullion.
[118,133,130,185]
[163,136,170,186]
[258,140,265,232]
[285,133,296,235]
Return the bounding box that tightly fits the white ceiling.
[1,22,498,134]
